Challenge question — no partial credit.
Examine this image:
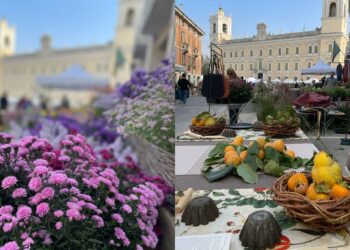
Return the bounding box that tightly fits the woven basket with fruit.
[271,151,350,232]
[190,112,226,136]
[262,107,300,137]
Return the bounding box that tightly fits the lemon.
[256,137,266,149]
[273,139,285,153]
[314,151,333,167]
[225,154,242,166]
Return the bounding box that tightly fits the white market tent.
[304,78,320,84]
[271,78,281,84]
[37,64,109,90]
[283,79,295,84]
[246,77,258,84]
[301,60,336,75]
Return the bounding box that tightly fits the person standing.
[0,92,8,111]
[324,72,338,88]
[177,73,191,104]
[336,63,343,82]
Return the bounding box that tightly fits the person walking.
[324,72,338,88]
[177,73,191,104]
[0,92,8,111]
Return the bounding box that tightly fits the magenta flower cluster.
[0,133,166,249]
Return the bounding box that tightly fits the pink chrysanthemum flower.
[1,176,18,190]
[36,203,49,218]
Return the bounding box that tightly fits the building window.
[308,45,312,54]
[250,64,253,71]
[259,49,263,57]
[259,61,263,71]
[193,57,197,69]
[329,2,337,17]
[223,52,226,58]
[241,50,244,57]
[182,55,186,66]
[223,24,228,34]
[269,48,272,56]
[278,48,282,56]
[294,62,299,71]
[230,64,232,68]
[328,43,333,52]
[4,37,10,47]
[235,51,238,57]
[213,23,216,33]
[285,47,289,55]
[294,77,298,81]
[278,63,281,71]
[230,52,232,58]
[181,31,185,43]
[241,64,244,71]
[250,50,253,57]
[307,62,312,68]
[235,64,238,71]
[314,45,319,53]
[268,63,272,71]
[295,46,300,55]
[285,63,288,71]
[125,8,135,26]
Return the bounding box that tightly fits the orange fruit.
[231,136,244,146]
[306,183,330,201]
[287,173,309,195]
[224,146,235,153]
[264,142,274,149]
[225,154,242,166]
[240,150,248,161]
[256,137,267,149]
[273,139,285,153]
[285,150,296,159]
[330,184,350,200]
[257,150,265,160]
[248,141,254,147]
[224,150,238,162]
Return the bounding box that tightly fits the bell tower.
[321,0,348,34]
[209,7,232,45]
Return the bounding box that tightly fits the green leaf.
[252,199,266,208]
[201,164,212,173]
[247,141,259,155]
[264,160,284,177]
[208,143,230,158]
[236,145,247,154]
[212,191,225,197]
[228,189,241,196]
[315,183,331,193]
[243,156,259,171]
[274,210,298,230]
[280,154,294,168]
[264,146,281,163]
[204,157,224,166]
[237,164,259,184]
[302,156,314,166]
[255,158,264,170]
[214,199,223,205]
[266,200,278,208]
[292,229,326,236]
[203,165,234,183]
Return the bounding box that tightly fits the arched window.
[223,24,227,33]
[213,23,216,33]
[329,2,337,17]
[4,36,10,47]
[125,8,134,26]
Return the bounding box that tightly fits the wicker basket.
[262,123,299,137]
[190,120,226,136]
[271,172,350,232]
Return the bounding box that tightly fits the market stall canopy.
[301,60,336,75]
[283,79,295,84]
[246,77,257,83]
[304,78,320,84]
[37,64,109,90]
[271,78,281,84]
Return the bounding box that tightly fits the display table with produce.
[175,189,350,250]
[175,136,320,190]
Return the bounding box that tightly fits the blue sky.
[176,0,323,55]
[0,0,116,53]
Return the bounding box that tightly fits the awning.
[301,60,336,75]
[175,64,186,72]
[37,64,109,90]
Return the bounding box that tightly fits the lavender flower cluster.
[105,60,175,153]
[0,133,167,249]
